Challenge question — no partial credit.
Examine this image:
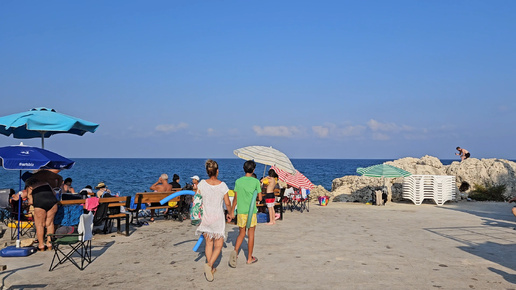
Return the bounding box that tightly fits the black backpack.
[93,203,109,226]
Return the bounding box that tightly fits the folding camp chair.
[0,189,14,225]
[284,188,310,213]
[0,188,35,239]
[49,212,93,271]
[298,188,310,213]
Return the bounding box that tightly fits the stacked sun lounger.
[402,175,456,206]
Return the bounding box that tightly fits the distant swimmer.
[456,147,470,161]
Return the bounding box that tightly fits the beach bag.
[189,192,203,225]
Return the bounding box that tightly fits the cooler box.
[257,213,268,223]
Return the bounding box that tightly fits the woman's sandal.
[229,250,238,268]
[247,256,258,264]
[204,263,214,282]
[38,246,47,251]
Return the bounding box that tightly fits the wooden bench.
[129,190,183,225]
[256,188,284,220]
[58,196,131,236]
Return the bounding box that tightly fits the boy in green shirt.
[229,160,262,267]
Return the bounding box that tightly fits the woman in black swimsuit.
[26,177,59,251]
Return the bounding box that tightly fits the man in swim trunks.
[261,169,279,225]
[456,147,470,161]
[149,174,173,221]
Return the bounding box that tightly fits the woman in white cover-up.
[195,159,233,282]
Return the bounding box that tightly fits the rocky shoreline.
[310,155,516,203]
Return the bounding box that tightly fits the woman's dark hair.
[64,177,72,184]
[268,169,278,178]
[173,174,180,182]
[26,177,41,188]
[205,159,218,177]
[243,160,256,174]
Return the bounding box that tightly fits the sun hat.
[95,182,106,189]
[190,175,200,181]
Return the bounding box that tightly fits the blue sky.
[1,1,515,159]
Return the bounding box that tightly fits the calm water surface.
[0,158,456,196]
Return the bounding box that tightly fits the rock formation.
[329,155,516,203]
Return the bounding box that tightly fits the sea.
[0,158,457,197]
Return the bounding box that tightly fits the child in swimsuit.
[261,169,279,225]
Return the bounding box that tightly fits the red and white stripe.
[271,166,315,190]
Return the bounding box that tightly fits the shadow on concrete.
[439,202,516,226]
[6,283,47,289]
[90,240,115,264]
[0,263,45,289]
[488,267,516,284]
[425,226,516,281]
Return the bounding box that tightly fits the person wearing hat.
[95,182,111,198]
[191,175,200,191]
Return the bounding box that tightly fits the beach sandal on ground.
[247,256,258,264]
[229,250,237,268]
[204,263,214,282]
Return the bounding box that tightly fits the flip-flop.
[38,246,47,252]
[204,263,214,282]
[229,250,237,268]
[247,256,258,264]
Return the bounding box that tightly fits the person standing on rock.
[456,147,470,161]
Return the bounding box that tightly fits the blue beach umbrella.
[0,142,75,247]
[0,107,99,148]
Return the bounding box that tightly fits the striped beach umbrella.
[357,163,412,203]
[271,165,314,190]
[356,164,412,178]
[233,146,296,174]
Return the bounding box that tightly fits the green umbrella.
[356,164,412,178]
[356,164,412,203]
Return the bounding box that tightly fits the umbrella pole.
[16,171,21,248]
[40,132,45,149]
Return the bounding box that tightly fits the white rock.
[329,156,516,202]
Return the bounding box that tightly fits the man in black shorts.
[456,147,470,161]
